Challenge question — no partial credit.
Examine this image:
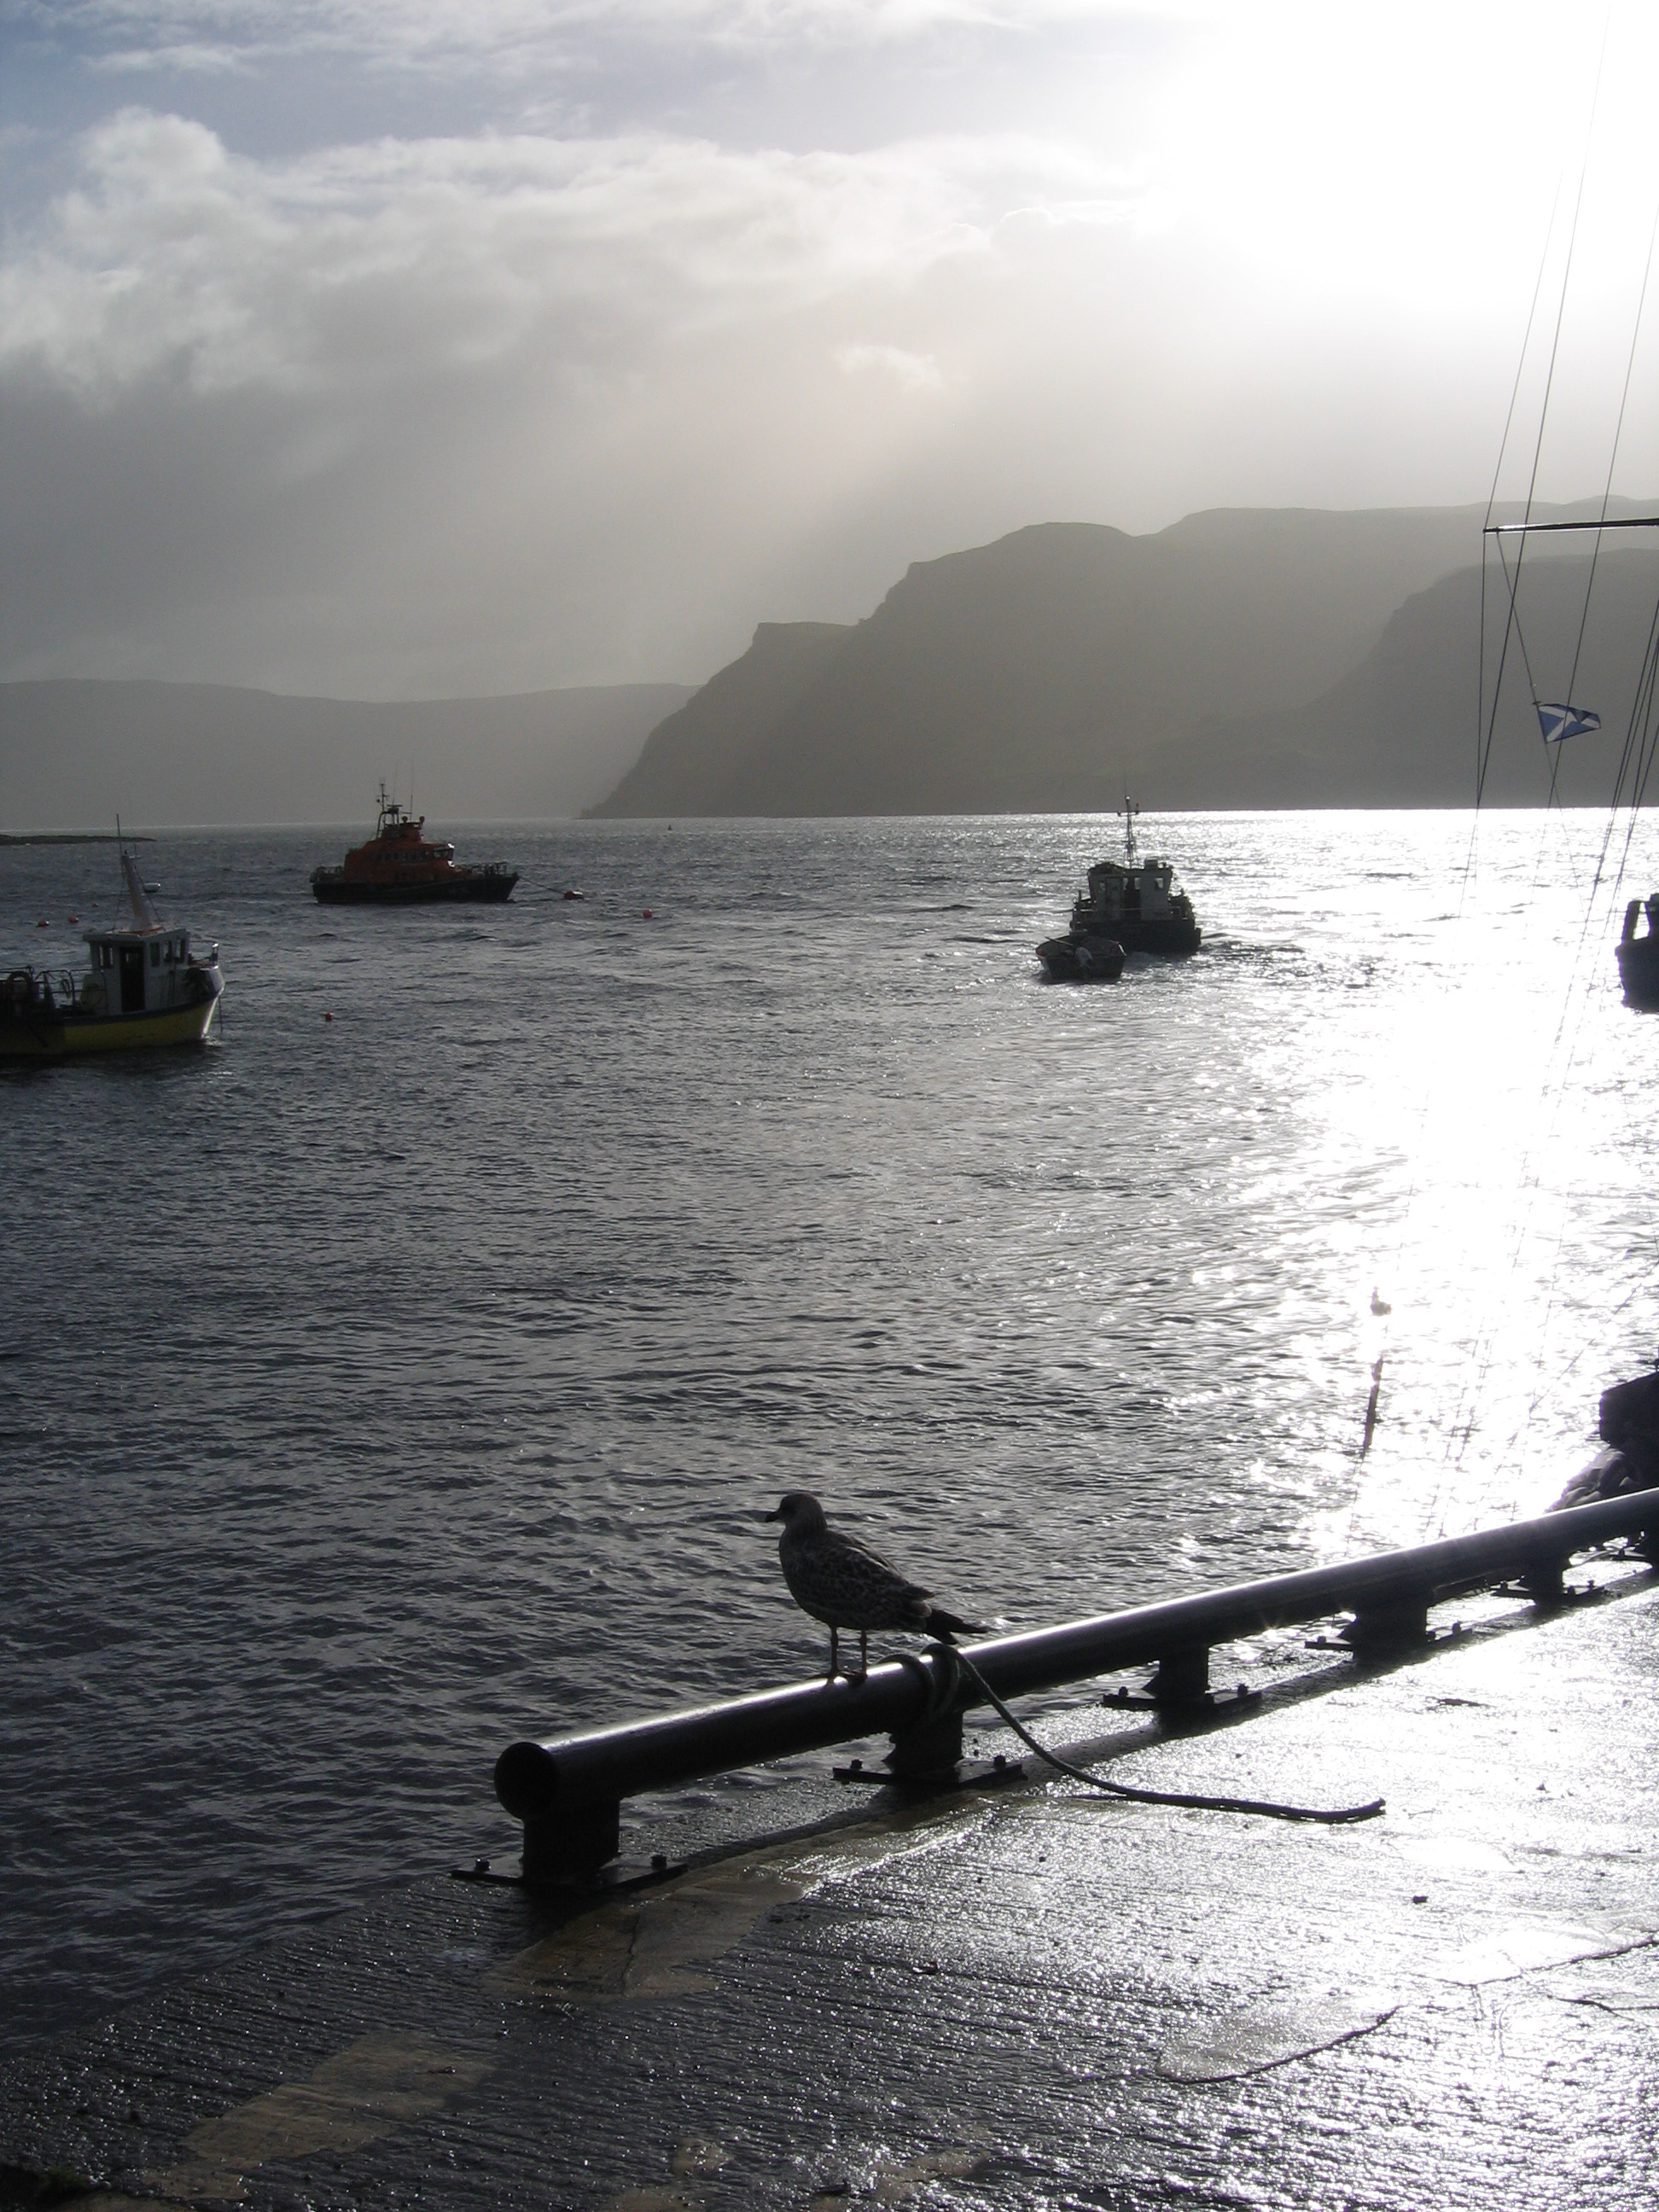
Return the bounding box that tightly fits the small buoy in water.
[643,908,653,919]
[67,913,79,924]
[323,1011,332,1023]
[562,888,585,902]
[36,918,49,928]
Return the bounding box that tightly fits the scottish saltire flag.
[1537,701,1602,742]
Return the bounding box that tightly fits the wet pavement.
[3,1564,1656,2211]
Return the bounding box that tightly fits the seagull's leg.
[828,1624,839,1682]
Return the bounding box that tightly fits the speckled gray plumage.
[765,1490,981,1679]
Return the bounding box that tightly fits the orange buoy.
[643,908,653,919]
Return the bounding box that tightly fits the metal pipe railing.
[495,1489,1658,1879]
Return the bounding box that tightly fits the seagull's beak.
[759,1505,783,1522]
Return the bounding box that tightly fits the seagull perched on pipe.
[763,1491,984,1682]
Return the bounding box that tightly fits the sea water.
[3,810,1657,2052]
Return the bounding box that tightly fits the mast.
[115,818,162,931]
[1119,793,1140,867]
[1484,515,1659,537]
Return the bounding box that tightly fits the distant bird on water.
[764,1491,984,1682]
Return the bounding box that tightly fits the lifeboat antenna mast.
[1119,791,1139,866]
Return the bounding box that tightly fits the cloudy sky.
[3,2,1656,696]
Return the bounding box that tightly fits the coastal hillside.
[0,678,694,831]
[595,623,847,818]
[1188,551,1659,807]
[590,504,1658,814]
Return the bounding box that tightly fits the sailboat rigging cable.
[1438,142,1599,1515]
[1458,588,1659,1522]
[1567,190,1659,707]
[1441,587,1659,1521]
[1430,102,1659,1524]
[1395,154,1586,1514]
[1472,39,1612,821]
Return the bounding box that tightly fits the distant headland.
[6,503,1656,831]
[591,502,1659,816]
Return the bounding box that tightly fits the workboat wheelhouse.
[2,847,224,1061]
[1068,849,1202,955]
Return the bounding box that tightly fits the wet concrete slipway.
[3,1567,1656,2212]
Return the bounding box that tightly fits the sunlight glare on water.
[3,807,1657,2047]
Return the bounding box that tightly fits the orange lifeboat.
[311,786,519,905]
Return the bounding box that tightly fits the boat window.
[150,941,161,968]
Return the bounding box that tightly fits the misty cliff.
[1,679,694,831]
[1189,551,1659,807]
[594,624,847,818]
[591,505,1658,814]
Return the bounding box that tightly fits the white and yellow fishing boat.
[1,847,224,1062]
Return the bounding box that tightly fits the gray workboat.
[1037,801,1201,979]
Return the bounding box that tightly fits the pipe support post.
[521,1801,621,1887]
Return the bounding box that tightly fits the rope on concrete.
[936,1645,1386,1827]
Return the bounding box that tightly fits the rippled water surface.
[4,810,1658,2051]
